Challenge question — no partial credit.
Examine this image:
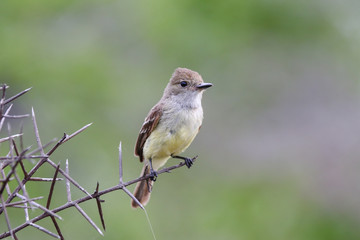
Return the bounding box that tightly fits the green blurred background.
[1,0,360,239]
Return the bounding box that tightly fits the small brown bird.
[131,67,212,208]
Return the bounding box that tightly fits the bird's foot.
[172,155,198,168]
[149,169,158,182]
[184,157,194,168]
[185,155,198,168]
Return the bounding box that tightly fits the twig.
[16,193,62,220]
[29,223,60,239]
[47,164,64,240]
[3,114,30,119]
[75,203,104,236]
[27,138,57,156]
[3,87,32,105]
[12,139,28,178]
[65,160,71,202]
[47,158,91,197]
[50,216,64,240]
[9,137,30,204]
[29,177,63,182]
[0,104,13,132]
[0,134,23,144]
[24,195,30,221]
[0,165,12,196]
[0,147,30,196]
[19,122,25,152]
[47,164,60,209]
[0,197,43,208]
[0,194,16,240]
[62,123,93,143]
[31,107,45,155]
[0,84,9,91]
[122,186,144,210]
[94,182,106,231]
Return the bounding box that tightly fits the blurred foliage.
[1,0,360,239]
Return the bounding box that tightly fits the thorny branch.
[0,85,196,239]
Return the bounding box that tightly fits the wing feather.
[134,104,163,162]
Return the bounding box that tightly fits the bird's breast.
[143,107,203,159]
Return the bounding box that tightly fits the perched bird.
[132,67,212,208]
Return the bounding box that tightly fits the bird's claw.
[184,156,198,168]
[149,169,158,182]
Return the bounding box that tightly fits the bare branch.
[74,204,104,236]
[0,84,7,103]
[19,122,24,152]
[47,164,60,209]
[46,134,66,156]
[62,123,93,143]
[0,165,12,196]
[27,138,57,156]
[31,107,45,155]
[0,197,43,208]
[65,160,71,202]
[3,157,48,207]
[0,153,48,161]
[0,133,23,144]
[29,223,60,239]
[29,177,63,182]
[12,165,29,206]
[9,138,30,204]
[47,158,91,197]
[50,216,64,240]
[16,193,62,220]
[47,164,64,240]
[12,139,28,178]
[94,182,106,231]
[122,186,145,210]
[3,87,32,105]
[0,84,9,91]
[0,104,13,132]
[22,188,32,226]
[0,194,16,240]
[0,147,30,196]
[3,114,30,119]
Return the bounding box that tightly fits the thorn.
[75,204,104,236]
[119,141,123,184]
[3,87,32,105]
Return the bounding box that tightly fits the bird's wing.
[134,104,163,162]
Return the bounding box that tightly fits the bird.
[131,67,212,208]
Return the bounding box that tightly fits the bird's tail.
[131,164,153,208]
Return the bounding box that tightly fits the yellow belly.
[143,110,202,170]
[145,125,197,154]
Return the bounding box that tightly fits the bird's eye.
[180,81,188,87]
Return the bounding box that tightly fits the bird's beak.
[196,83,213,90]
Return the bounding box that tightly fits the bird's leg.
[171,155,198,168]
[148,158,158,181]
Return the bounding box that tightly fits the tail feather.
[131,165,153,208]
